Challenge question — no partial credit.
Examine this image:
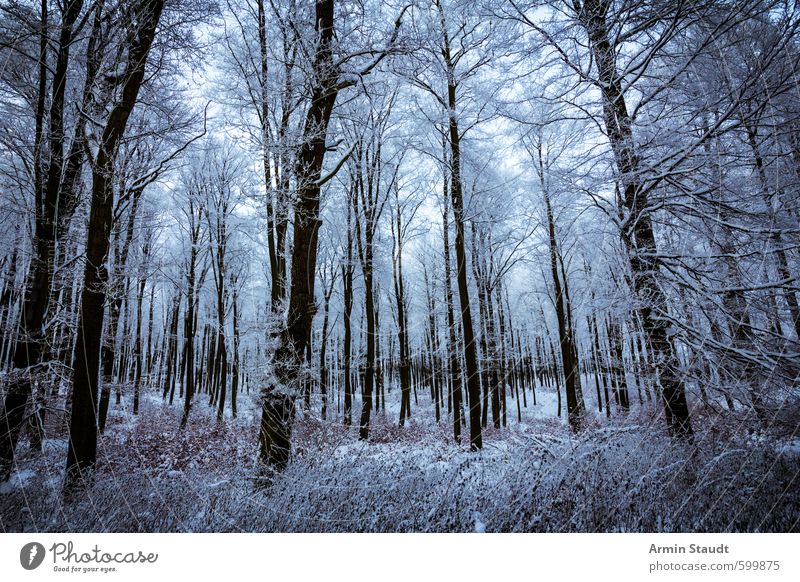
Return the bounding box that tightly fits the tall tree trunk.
[132,241,150,417]
[231,279,240,419]
[394,204,411,426]
[442,173,463,443]
[65,0,167,493]
[471,225,499,429]
[342,223,354,427]
[162,293,181,401]
[258,0,337,470]
[180,213,199,428]
[579,0,692,438]
[319,273,335,421]
[426,270,441,423]
[437,1,482,450]
[536,141,582,432]
[0,0,85,482]
[145,282,156,382]
[99,186,145,429]
[358,237,376,440]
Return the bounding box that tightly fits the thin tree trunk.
[442,151,464,443]
[437,0,482,448]
[133,248,149,416]
[539,161,582,432]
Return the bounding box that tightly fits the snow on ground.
[779,438,800,456]
[0,469,35,494]
[1,380,799,532]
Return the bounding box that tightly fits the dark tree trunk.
[258,0,337,470]
[442,175,463,443]
[162,293,181,401]
[471,224,500,430]
[319,275,334,421]
[65,0,166,494]
[133,282,145,415]
[342,207,354,427]
[579,0,692,438]
[0,0,84,482]
[231,280,240,419]
[145,283,156,382]
[424,268,440,424]
[437,1,482,450]
[99,187,145,431]
[180,206,201,428]
[541,176,582,432]
[358,240,376,440]
[394,201,412,426]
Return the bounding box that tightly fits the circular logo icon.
[20,542,46,570]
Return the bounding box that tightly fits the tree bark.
[181,202,201,428]
[342,196,355,427]
[442,172,464,443]
[0,0,84,482]
[578,0,692,438]
[437,0,482,450]
[65,0,167,494]
[258,0,337,470]
[394,197,412,426]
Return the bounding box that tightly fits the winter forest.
[0,0,799,533]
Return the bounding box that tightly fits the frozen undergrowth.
[1,395,798,532]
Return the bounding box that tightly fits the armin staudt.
[649,544,730,554]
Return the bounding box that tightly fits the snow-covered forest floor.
[2,384,799,533]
